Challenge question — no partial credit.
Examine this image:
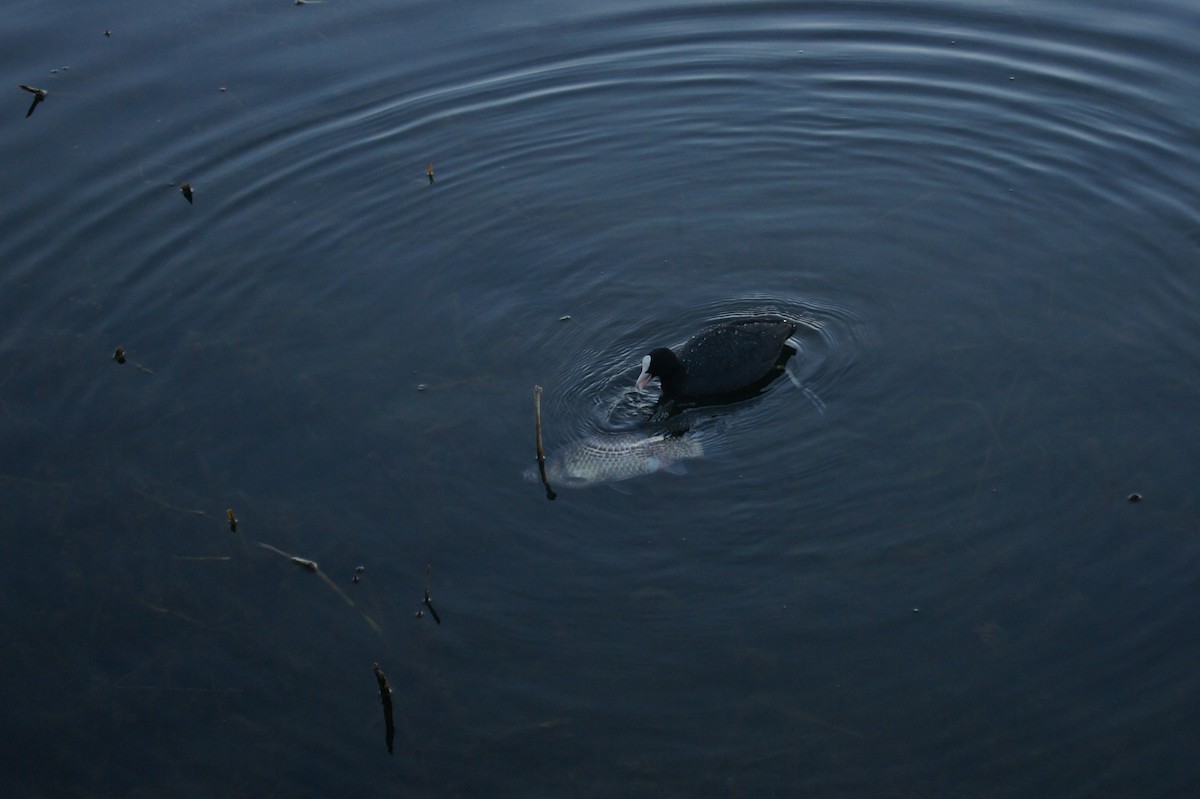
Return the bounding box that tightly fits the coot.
[635,317,799,402]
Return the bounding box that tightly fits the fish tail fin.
[661,460,689,476]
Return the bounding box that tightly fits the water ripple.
[1,1,1198,792]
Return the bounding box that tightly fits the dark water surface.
[2,0,1198,795]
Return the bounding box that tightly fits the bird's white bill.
[635,355,652,391]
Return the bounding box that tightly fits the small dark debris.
[113,346,126,364]
[421,564,442,624]
[19,84,47,118]
[426,162,435,185]
[104,30,112,37]
[373,663,396,755]
[226,508,238,532]
[355,565,365,574]
[1127,492,1142,503]
[180,183,193,204]
[423,600,440,624]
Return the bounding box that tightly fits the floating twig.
[373,662,396,755]
[226,508,238,532]
[533,385,556,500]
[18,84,46,118]
[418,564,442,624]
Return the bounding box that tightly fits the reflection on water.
[2,0,1199,795]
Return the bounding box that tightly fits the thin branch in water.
[373,662,396,754]
[533,385,556,500]
[420,564,442,624]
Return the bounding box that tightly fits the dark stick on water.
[422,564,442,624]
[373,662,396,755]
[534,385,556,500]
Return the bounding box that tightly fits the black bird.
[635,317,799,404]
[19,84,46,118]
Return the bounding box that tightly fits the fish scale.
[526,432,705,488]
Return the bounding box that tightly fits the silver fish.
[526,432,704,488]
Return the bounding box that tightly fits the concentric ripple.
[1,0,1198,796]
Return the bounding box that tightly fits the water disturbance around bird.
[533,298,864,488]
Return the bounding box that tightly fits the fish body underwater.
[527,432,705,488]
